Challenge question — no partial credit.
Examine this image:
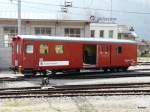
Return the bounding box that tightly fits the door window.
[26,45,34,54]
[16,44,19,54]
[116,46,122,54]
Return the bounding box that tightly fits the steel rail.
[0,68,150,81]
[1,83,150,98]
[0,90,150,99]
[1,82,150,91]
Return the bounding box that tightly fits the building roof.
[0,12,89,22]
[16,35,137,44]
[118,25,130,33]
[90,23,118,27]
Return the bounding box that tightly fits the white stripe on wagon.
[39,61,69,67]
[16,35,137,44]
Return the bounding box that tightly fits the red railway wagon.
[12,35,137,75]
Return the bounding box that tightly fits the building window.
[55,45,64,54]
[109,30,114,38]
[35,27,51,35]
[118,33,122,39]
[124,34,129,38]
[40,44,49,54]
[99,30,104,38]
[91,30,95,37]
[116,46,122,54]
[26,45,34,54]
[3,26,18,47]
[4,35,10,47]
[64,28,80,37]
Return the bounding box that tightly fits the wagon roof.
[17,35,136,44]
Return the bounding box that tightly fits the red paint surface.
[12,36,137,71]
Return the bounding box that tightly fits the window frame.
[109,30,114,38]
[34,27,51,36]
[118,33,122,39]
[40,43,49,55]
[64,28,81,37]
[25,44,34,54]
[16,44,19,54]
[3,26,18,47]
[116,46,123,54]
[91,30,95,37]
[55,45,64,54]
[99,30,104,38]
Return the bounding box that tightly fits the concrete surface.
[0,96,150,112]
[0,65,150,88]
[0,65,150,112]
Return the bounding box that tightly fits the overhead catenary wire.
[0,1,89,18]
[18,0,150,15]
[88,0,94,8]
[8,0,90,16]
[1,0,150,15]
[110,0,112,17]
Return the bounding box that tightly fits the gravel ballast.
[0,96,150,112]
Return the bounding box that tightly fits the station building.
[90,23,118,39]
[89,17,137,40]
[90,23,137,40]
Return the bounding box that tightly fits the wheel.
[110,68,117,72]
[116,68,121,72]
[32,71,37,76]
[103,68,108,72]
[122,67,128,72]
[41,71,48,76]
[24,73,34,78]
[75,69,80,73]
[51,70,56,75]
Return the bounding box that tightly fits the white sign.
[90,16,117,23]
[97,17,117,23]
[39,60,69,67]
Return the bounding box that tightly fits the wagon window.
[116,46,122,54]
[55,45,64,54]
[26,45,34,54]
[40,44,49,54]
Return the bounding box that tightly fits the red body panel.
[12,36,137,72]
[12,38,23,68]
[34,41,83,70]
[22,40,36,69]
[110,44,137,67]
[98,44,111,67]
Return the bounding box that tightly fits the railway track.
[1,83,150,98]
[138,62,150,65]
[0,68,150,81]
[0,76,24,82]
[0,68,150,99]
[48,69,150,79]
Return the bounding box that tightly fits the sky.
[0,0,150,40]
